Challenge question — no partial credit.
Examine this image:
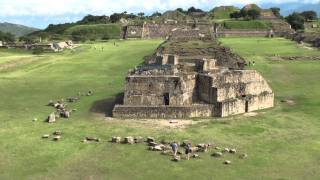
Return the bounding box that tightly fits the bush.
[286,13,305,30]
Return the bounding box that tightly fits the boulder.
[87,90,93,96]
[229,148,237,154]
[60,110,70,118]
[239,153,248,159]
[111,136,121,143]
[124,136,134,144]
[47,113,56,123]
[173,156,181,162]
[190,147,199,153]
[148,142,157,147]
[53,136,61,141]
[153,144,165,151]
[224,160,231,165]
[48,100,55,106]
[85,137,100,142]
[134,136,144,143]
[146,137,155,143]
[42,134,50,138]
[53,131,62,135]
[67,97,79,103]
[193,154,200,158]
[222,148,230,153]
[212,152,223,157]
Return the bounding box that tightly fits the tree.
[110,13,122,23]
[187,7,203,13]
[247,9,261,20]
[230,11,242,19]
[0,31,15,43]
[151,12,162,17]
[138,12,145,18]
[176,8,187,14]
[300,11,317,21]
[270,7,281,18]
[286,12,305,30]
[19,36,36,44]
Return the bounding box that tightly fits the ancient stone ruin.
[113,38,274,118]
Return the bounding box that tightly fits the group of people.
[170,142,209,160]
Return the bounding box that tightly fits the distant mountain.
[0,22,39,37]
[260,2,320,16]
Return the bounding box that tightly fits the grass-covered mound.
[65,24,121,41]
[224,20,271,29]
[1,38,320,179]
[210,6,239,19]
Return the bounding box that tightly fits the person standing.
[185,143,192,160]
[171,142,178,157]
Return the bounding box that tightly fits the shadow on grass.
[90,92,124,117]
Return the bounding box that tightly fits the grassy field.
[65,24,121,40]
[0,38,320,179]
[223,20,272,29]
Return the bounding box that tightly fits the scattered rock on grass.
[240,153,248,159]
[193,154,200,158]
[224,160,231,165]
[229,148,237,154]
[111,136,121,143]
[134,136,144,143]
[173,156,181,162]
[124,136,134,144]
[42,134,50,138]
[212,152,223,157]
[53,131,62,135]
[53,136,61,141]
[47,112,56,123]
[222,148,230,153]
[146,137,155,143]
[85,137,100,142]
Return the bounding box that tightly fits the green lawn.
[65,24,121,40]
[0,38,320,179]
[223,20,272,29]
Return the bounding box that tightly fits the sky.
[0,0,319,29]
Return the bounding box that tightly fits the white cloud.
[0,0,318,16]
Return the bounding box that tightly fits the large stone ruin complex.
[113,39,274,118]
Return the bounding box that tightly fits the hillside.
[0,22,39,37]
[65,24,121,40]
[210,6,239,19]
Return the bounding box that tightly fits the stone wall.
[125,25,143,39]
[217,29,269,37]
[123,74,197,106]
[113,104,214,118]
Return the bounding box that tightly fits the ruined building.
[113,39,274,118]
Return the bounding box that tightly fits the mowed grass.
[0,38,320,179]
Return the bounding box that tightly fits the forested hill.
[0,22,39,37]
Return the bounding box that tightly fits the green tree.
[300,11,317,21]
[247,9,261,20]
[270,7,281,18]
[286,12,305,30]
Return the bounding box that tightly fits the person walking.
[171,142,178,157]
[185,143,192,160]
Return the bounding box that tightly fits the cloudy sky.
[0,0,319,28]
